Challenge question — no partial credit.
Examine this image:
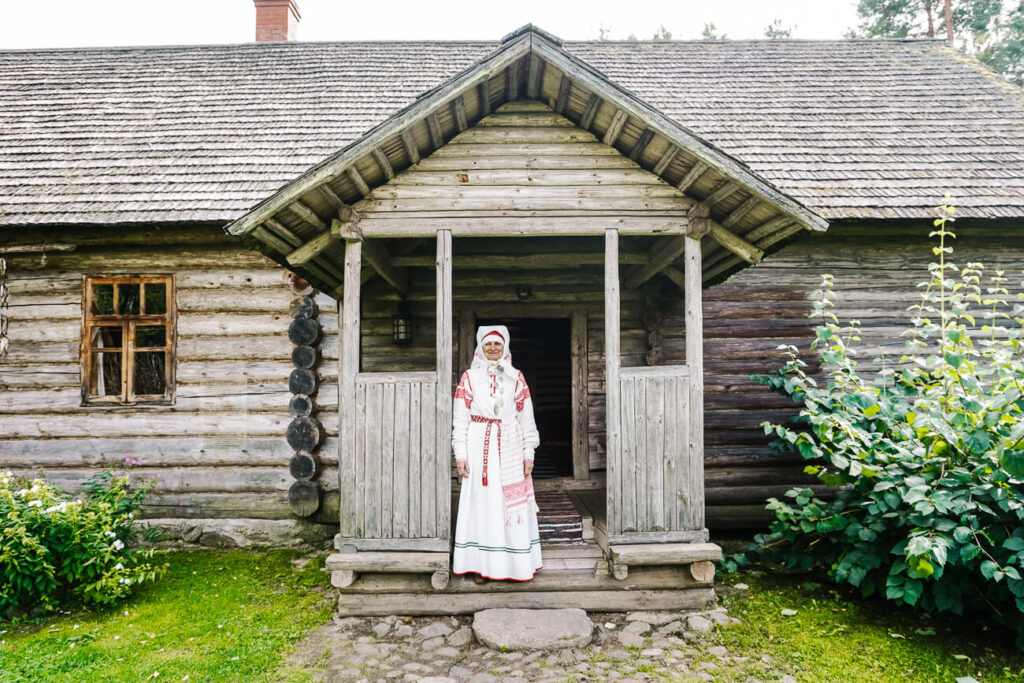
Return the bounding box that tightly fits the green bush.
[733,200,1024,643]
[0,466,167,616]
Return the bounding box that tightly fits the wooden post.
[684,235,705,530]
[338,240,363,537]
[605,229,622,537]
[571,310,589,481]
[436,230,453,539]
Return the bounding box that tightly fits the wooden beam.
[580,93,601,130]
[652,146,678,176]
[451,96,468,132]
[435,229,453,539]
[684,234,705,530]
[371,148,394,181]
[629,129,654,162]
[571,310,589,481]
[506,61,520,99]
[604,228,622,537]
[624,235,688,289]
[361,239,410,295]
[263,218,301,247]
[390,252,649,268]
[704,182,740,206]
[400,130,420,165]
[721,196,760,229]
[478,81,491,116]
[554,75,571,114]
[289,200,328,232]
[427,112,444,149]
[318,185,343,210]
[610,542,721,566]
[286,231,337,267]
[347,167,370,197]
[661,265,686,288]
[677,161,708,193]
[743,215,794,243]
[526,55,543,99]
[603,110,628,147]
[337,239,362,537]
[331,216,363,242]
[708,221,764,264]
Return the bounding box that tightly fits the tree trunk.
[944,0,954,44]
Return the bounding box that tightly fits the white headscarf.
[470,325,518,416]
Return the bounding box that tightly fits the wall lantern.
[393,299,412,345]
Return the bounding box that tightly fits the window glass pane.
[91,284,114,315]
[144,283,167,315]
[89,351,122,398]
[90,326,123,349]
[117,283,140,315]
[135,325,165,348]
[134,351,166,396]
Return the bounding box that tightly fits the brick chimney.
[254,0,300,42]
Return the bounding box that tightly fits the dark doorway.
[476,317,573,478]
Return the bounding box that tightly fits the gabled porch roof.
[224,25,828,296]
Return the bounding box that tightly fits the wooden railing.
[346,371,443,539]
[615,365,701,534]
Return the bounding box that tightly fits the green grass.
[707,569,1024,682]
[0,548,334,683]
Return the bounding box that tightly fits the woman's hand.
[523,460,533,477]
[457,460,470,478]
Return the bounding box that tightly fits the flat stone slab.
[472,608,594,651]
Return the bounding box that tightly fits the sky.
[3,0,862,49]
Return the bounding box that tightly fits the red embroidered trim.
[515,372,531,412]
[454,371,473,409]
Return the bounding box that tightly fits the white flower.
[114,563,124,570]
[128,513,134,519]
[27,500,42,508]
[105,530,117,538]
[112,539,125,551]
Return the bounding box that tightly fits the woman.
[451,325,542,583]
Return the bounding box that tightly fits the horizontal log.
[610,542,722,566]
[359,196,693,214]
[326,552,448,573]
[0,413,290,438]
[0,436,339,467]
[370,183,682,201]
[335,587,715,616]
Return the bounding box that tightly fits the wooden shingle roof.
[0,34,1022,226]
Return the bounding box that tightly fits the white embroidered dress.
[452,326,542,580]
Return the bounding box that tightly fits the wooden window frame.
[81,274,176,406]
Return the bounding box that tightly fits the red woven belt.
[471,414,502,486]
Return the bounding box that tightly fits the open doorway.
[476,317,573,479]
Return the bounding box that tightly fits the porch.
[324,222,717,612]
[330,489,721,615]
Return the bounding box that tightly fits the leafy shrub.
[0,466,167,616]
[733,201,1024,642]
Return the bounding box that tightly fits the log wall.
[4,221,1018,538]
[0,225,338,544]
[658,222,1024,528]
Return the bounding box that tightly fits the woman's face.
[482,340,504,361]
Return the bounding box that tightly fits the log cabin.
[1,4,1023,612]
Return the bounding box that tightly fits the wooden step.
[326,551,448,573]
[337,587,716,616]
[336,564,705,595]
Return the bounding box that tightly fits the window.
[82,275,175,405]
